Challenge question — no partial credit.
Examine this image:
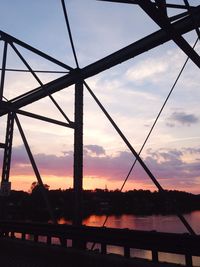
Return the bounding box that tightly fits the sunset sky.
[0,0,200,193]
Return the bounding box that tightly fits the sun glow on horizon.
[10,173,160,193]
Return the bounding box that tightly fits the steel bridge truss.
[0,0,200,235]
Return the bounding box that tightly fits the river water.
[58,211,200,266]
[82,211,200,233]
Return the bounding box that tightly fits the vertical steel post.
[1,111,14,182]
[1,111,14,196]
[73,79,83,227]
[0,42,10,220]
[155,0,167,17]
[0,111,13,219]
[0,41,8,100]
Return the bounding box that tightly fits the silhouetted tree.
[29,181,50,194]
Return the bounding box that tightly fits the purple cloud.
[1,145,200,192]
[84,145,105,156]
[167,112,198,127]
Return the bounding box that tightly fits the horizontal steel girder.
[0,6,200,116]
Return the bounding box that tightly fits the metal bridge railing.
[0,221,199,267]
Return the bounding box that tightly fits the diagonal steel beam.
[99,0,193,22]
[0,7,200,115]
[84,81,196,235]
[61,0,79,68]
[0,68,68,74]
[138,1,200,68]
[0,101,74,128]
[97,0,196,10]
[183,0,200,39]
[16,109,74,128]
[99,0,191,22]
[0,30,73,71]
[15,114,57,224]
[98,0,138,4]
[10,43,72,123]
[169,11,189,23]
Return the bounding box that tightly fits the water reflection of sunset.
[58,211,200,234]
[82,215,106,227]
[57,217,71,225]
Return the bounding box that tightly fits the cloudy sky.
[0,0,200,193]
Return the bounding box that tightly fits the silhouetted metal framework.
[0,0,200,235]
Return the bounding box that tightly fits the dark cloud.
[167,112,198,127]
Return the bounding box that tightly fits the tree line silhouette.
[1,183,200,222]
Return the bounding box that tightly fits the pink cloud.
[1,145,200,193]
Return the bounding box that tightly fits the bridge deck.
[0,221,199,266]
[0,238,183,267]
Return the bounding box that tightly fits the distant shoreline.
[1,188,200,222]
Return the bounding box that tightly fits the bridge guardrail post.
[152,250,158,262]
[21,232,25,240]
[124,246,130,258]
[47,235,51,245]
[72,239,86,250]
[185,253,193,267]
[34,235,38,242]
[10,231,15,239]
[101,243,107,255]
[60,237,66,247]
